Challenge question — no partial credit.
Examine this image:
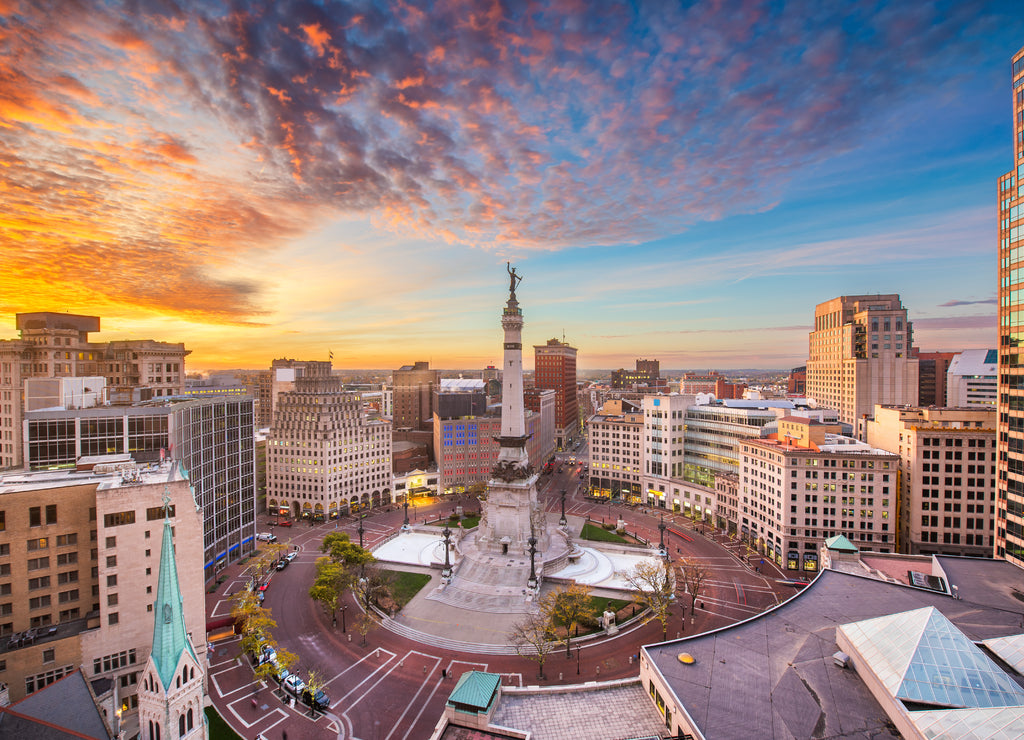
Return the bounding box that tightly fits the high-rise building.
[806,295,919,426]
[0,463,205,719]
[915,351,957,406]
[392,361,440,431]
[739,416,898,571]
[533,339,578,449]
[611,358,666,391]
[946,349,998,408]
[0,313,189,469]
[24,396,257,583]
[266,362,392,520]
[587,399,644,502]
[996,44,1024,568]
[641,394,689,508]
[863,404,996,557]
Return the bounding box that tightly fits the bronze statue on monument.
[507,262,522,301]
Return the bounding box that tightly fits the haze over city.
[3,0,1022,371]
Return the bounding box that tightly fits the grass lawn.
[579,522,628,543]
[205,706,242,740]
[390,571,433,608]
[428,515,481,529]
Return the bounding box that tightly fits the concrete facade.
[863,405,996,557]
[946,349,998,408]
[806,295,919,426]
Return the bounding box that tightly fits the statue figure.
[507,262,522,300]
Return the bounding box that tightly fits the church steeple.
[150,491,198,691]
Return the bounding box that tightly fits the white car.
[257,532,277,542]
[285,552,297,563]
[283,674,306,696]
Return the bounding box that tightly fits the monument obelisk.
[477,264,549,555]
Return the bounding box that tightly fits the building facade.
[266,362,392,521]
[739,417,898,571]
[392,361,440,431]
[806,295,919,426]
[523,387,556,465]
[915,351,957,407]
[587,400,644,502]
[641,394,689,508]
[0,312,189,470]
[25,396,257,583]
[946,349,998,408]
[611,359,666,391]
[0,464,205,725]
[997,45,1024,568]
[433,411,546,493]
[533,339,579,449]
[863,405,996,557]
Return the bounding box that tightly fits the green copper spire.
[150,487,198,691]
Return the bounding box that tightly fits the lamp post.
[659,513,666,555]
[441,525,452,579]
[340,603,347,633]
[358,515,364,549]
[576,645,581,675]
[559,489,567,527]
[403,500,409,527]
[527,535,538,590]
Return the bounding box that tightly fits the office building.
[433,410,548,494]
[0,312,189,469]
[739,416,898,570]
[266,362,392,520]
[587,400,643,502]
[434,379,487,419]
[640,394,689,508]
[523,387,556,464]
[24,395,257,582]
[787,366,806,396]
[915,351,956,406]
[611,359,666,391]
[863,405,996,557]
[678,371,720,395]
[806,295,919,426]
[0,463,205,724]
[683,398,839,487]
[533,339,579,449]
[946,349,998,408]
[997,44,1024,568]
[392,361,440,431]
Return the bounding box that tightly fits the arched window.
[186,708,193,731]
[178,713,185,737]
[182,666,187,685]
[155,722,161,740]
[148,720,154,740]
[189,666,194,680]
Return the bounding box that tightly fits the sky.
[1,0,1022,372]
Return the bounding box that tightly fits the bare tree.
[303,668,326,718]
[624,559,674,641]
[508,610,557,680]
[354,612,377,646]
[677,557,711,617]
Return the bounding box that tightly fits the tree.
[304,669,325,718]
[625,559,674,641]
[508,609,557,680]
[358,566,393,612]
[321,532,374,570]
[231,590,278,659]
[677,557,711,617]
[354,612,376,646]
[255,541,288,579]
[309,557,352,622]
[545,583,596,657]
[253,646,296,685]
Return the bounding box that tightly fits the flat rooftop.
[644,567,1024,739]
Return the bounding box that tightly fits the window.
[103,511,135,528]
[55,534,76,547]
[42,648,54,663]
[108,613,118,625]
[106,555,116,568]
[28,576,50,590]
[146,506,175,521]
[106,575,117,587]
[29,595,51,609]
[56,552,77,566]
[27,538,48,551]
[105,536,116,549]
[27,557,49,571]
[58,589,78,603]
[107,593,118,607]
[46,505,56,525]
[29,507,41,527]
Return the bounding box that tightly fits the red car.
[277,519,293,527]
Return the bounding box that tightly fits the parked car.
[283,674,306,697]
[275,559,288,571]
[253,644,276,666]
[285,552,297,563]
[273,666,290,684]
[302,687,330,711]
[277,519,293,527]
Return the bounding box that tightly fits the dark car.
[302,687,330,711]
[275,559,288,571]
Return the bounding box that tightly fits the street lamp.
[576,645,581,675]
[527,535,538,590]
[403,500,409,527]
[559,489,567,527]
[658,513,666,555]
[441,525,452,579]
[340,603,348,633]
[358,515,364,549]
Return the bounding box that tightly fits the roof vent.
[833,651,850,668]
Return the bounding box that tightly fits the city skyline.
[2,2,1022,371]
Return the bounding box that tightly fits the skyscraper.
[805,295,919,426]
[533,338,578,449]
[996,45,1024,568]
[392,361,439,430]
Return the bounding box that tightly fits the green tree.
[231,590,278,661]
[253,646,297,685]
[508,609,557,680]
[309,557,352,623]
[255,541,287,579]
[625,559,674,641]
[321,532,374,569]
[546,583,596,657]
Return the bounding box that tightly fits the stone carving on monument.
[491,459,535,482]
